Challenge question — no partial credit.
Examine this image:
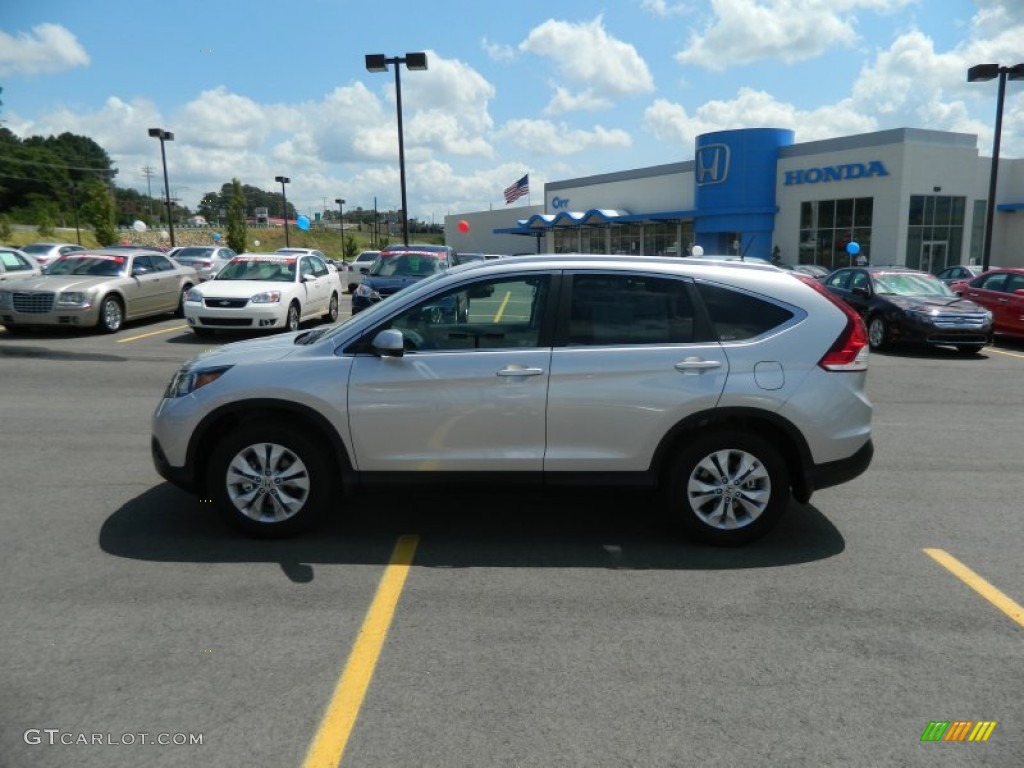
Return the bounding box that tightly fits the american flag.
[504,174,529,204]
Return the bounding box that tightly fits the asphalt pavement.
[1,302,1021,768]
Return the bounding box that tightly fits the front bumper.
[151,436,197,492]
[183,301,288,330]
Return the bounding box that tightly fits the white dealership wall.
[448,128,1024,268]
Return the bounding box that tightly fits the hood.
[195,279,290,299]
[886,295,988,313]
[188,330,304,368]
[0,275,116,292]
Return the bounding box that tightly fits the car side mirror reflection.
[467,284,494,299]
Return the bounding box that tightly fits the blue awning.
[996,203,1024,212]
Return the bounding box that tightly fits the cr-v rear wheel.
[208,421,335,537]
[666,431,789,546]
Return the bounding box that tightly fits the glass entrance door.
[920,241,948,274]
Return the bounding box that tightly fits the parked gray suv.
[152,255,873,545]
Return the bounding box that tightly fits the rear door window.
[694,282,795,342]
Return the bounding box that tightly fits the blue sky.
[1,0,1022,223]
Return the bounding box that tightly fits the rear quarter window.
[695,282,794,341]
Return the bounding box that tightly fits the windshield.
[21,244,55,255]
[872,273,954,297]
[215,258,296,282]
[176,247,216,259]
[47,255,126,277]
[369,253,445,277]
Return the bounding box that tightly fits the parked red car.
[951,268,1024,338]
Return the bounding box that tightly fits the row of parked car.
[2,241,1021,350]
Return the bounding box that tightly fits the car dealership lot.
[1,310,1022,767]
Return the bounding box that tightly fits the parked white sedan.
[183,252,342,337]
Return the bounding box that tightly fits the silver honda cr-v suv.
[152,255,873,545]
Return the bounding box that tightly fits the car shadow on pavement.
[99,483,846,580]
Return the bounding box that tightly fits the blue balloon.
[846,241,860,255]
[212,232,221,241]
[296,215,311,231]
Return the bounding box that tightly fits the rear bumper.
[810,439,874,494]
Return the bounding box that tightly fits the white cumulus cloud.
[0,23,90,77]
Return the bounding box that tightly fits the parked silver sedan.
[0,248,200,333]
[0,247,43,282]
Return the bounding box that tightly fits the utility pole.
[141,166,156,216]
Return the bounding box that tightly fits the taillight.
[793,274,869,372]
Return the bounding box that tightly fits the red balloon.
[458,220,469,233]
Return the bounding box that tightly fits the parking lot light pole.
[148,128,176,247]
[967,63,1024,271]
[365,52,427,246]
[334,197,345,240]
[275,176,291,247]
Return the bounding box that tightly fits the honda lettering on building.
[784,161,889,185]
[695,144,730,186]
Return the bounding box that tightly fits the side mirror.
[372,328,405,358]
[1014,289,1024,297]
[132,266,150,276]
[852,286,870,298]
[359,267,370,275]
[303,273,317,282]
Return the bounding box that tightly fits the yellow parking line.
[493,291,512,322]
[923,548,1024,628]
[303,534,419,768]
[115,324,189,343]
[988,346,1024,360]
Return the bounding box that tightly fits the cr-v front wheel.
[665,431,790,546]
[208,421,335,537]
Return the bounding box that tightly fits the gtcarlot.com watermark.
[24,729,203,747]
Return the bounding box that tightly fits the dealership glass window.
[645,221,680,256]
[798,197,874,269]
[610,223,642,255]
[553,228,577,254]
[969,200,986,264]
[579,226,605,254]
[904,194,966,272]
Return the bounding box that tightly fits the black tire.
[175,284,193,318]
[285,302,301,332]
[867,315,888,351]
[347,282,357,294]
[207,421,336,537]
[96,295,124,333]
[322,292,339,323]
[665,430,790,546]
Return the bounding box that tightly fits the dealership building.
[445,127,1024,271]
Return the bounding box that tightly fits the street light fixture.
[967,62,1024,271]
[365,51,427,246]
[148,128,176,247]
[334,198,345,239]
[275,176,291,247]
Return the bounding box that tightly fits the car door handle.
[496,366,544,377]
[674,357,723,373]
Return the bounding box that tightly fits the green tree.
[81,179,117,246]
[0,214,12,241]
[37,209,55,237]
[343,234,359,261]
[226,178,247,253]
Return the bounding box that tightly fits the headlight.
[354,283,380,300]
[164,365,233,398]
[0,291,10,309]
[250,291,282,304]
[57,291,90,307]
[185,288,203,303]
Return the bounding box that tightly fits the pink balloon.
[458,220,469,233]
